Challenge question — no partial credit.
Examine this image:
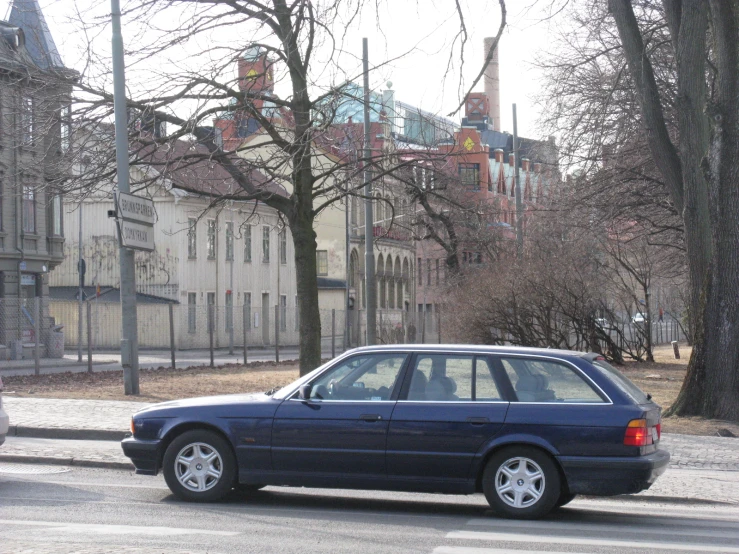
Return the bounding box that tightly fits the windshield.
[591,359,649,404]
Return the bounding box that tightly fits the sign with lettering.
[116,192,156,225]
[118,220,155,251]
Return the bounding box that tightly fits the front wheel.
[162,429,236,502]
[482,446,560,519]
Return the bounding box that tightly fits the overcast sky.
[3,0,563,139]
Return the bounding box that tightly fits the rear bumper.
[558,448,670,496]
[121,436,161,476]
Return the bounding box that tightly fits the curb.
[9,425,127,442]
[613,493,737,506]
[0,453,133,471]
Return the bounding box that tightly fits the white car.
[632,313,647,324]
[0,376,7,446]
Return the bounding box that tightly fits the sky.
[1,0,565,139]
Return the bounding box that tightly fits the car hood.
[133,392,281,418]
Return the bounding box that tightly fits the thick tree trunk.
[290,210,322,376]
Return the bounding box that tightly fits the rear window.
[591,359,649,404]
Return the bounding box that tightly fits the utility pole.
[111,0,139,395]
[512,104,524,257]
[77,201,83,362]
[363,38,376,345]
[344,190,350,350]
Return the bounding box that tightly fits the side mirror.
[298,384,312,400]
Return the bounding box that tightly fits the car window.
[501,358,605,403]
[476,358,503,401]
[407,355,502,401]
[309,353,407,401]
[591,359,649,404]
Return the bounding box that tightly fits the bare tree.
[539,0,739,421]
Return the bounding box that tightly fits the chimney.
[522,158,530,171]
[508,152,515,167]
[533,162,542,173]
[483,37,501,131]
[494,148,504,162]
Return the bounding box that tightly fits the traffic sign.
[118,219,155,251]
[116,192,156,225]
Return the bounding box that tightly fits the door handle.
[360,414,382,422]
[466,417,490,425]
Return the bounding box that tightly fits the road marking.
[0,519,239,537]
[466,517,739,539]
[433,546,573,554]
[445,530,739,553]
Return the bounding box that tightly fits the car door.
[493,355,615,456]
[272,352,409,480]
[386,353,509,486]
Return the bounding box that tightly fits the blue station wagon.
[122,345,669,519]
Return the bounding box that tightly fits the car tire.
[162,429,236,502]
[482,446,560,519]
[555,492,576,508]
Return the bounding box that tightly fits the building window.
[22,96,33,145]
[225,221,234,261]
[262,226,270,262]
[418,257,422,285]
[435,259,440,285]
[207,219,216,259]
[427,258,431,286]
[188,292,197,333]
[279,229,287,264]
[244,224,252,262]
[280,295,287,332]
[206,292,215,332]
[316,250,328,275]
[244,292,251,330]
[23,185,35,233]
[388,279,395,309]
[459,163,480,191]
[52,194,63,236]
[60,104,70,153]
[187,218,197,259]
[225,291,233,331]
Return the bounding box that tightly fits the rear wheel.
[162,429,236,502]
[482,446,560,519]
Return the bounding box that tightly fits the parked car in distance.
[122,345,669,520]
[632,313,647,324]
[0,376,8,446]
[595,317,611,329]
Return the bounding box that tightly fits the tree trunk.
[290,210,322,376]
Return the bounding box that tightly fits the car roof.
[346,344,591,360]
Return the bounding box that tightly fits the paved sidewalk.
[2,396,739,471]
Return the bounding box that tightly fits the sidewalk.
[0,346,334,377]
[3,396,738,469]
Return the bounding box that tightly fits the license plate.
[651,427,659,443]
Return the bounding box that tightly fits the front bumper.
[558,448,670,496]
[121,436,161,475]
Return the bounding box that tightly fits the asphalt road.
[1,465,738,553]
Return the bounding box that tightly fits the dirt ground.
[2,344,738,437]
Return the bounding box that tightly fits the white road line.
[441,538,735,554]
[466,517,739,538]
[0,519,239,537]
[445,530,739,553]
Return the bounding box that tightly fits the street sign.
[116,192,156,225]
[118,219,155,251]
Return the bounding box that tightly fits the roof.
[136,139,288,199]
[346,344,589,358]
[317,277,346,289]
[49,287,178,304]
[8,0,63,69]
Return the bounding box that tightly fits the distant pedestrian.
[658,307,664,322]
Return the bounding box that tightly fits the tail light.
[624,418,659,446]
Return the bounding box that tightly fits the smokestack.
[483,37,501,131]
